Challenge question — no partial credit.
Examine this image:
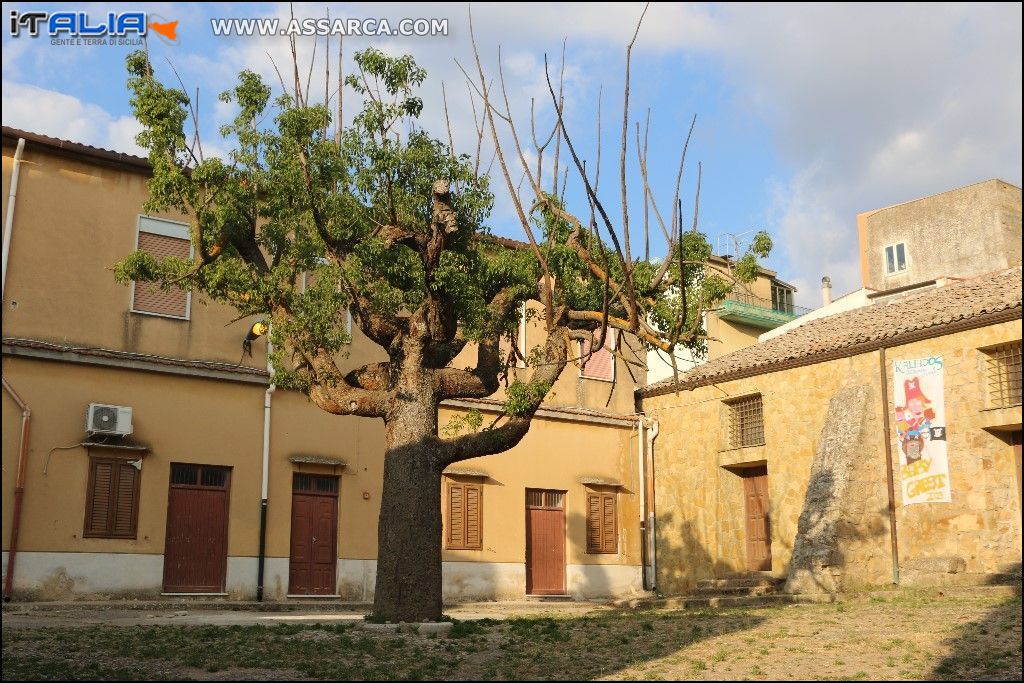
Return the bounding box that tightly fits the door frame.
[525,488,567,596]
[162,463,232,594]
[287,473,340,596]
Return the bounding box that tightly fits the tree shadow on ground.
[929,565,1022,681]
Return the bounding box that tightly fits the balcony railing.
[717,291,810,329]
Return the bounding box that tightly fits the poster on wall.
[893,356,951,504]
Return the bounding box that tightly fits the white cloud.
[1,81,145,155]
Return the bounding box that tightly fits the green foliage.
[117,46,770,398]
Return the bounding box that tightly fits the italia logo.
[9,11,179,44]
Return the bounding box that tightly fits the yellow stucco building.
[1,127,653,602]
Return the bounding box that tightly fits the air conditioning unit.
[85,403,133,436]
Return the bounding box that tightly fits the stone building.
[641,268,1022,594]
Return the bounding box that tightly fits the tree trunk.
[372,402,444,622]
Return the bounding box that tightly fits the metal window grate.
[171,464,198,486]
[726,394,765,448]
[526,489,565,509]
[986,342,1022,408]
[293,474,339,495]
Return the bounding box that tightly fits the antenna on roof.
[715,230,758,259]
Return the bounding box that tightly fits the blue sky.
[3,2,1021,306]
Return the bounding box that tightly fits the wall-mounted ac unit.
[85,403,133,436]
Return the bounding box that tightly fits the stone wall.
[647,318,1022,595]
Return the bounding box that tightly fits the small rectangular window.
[725,394,765,448]
[447,482,483,550]
[885,243,907,275]
[985,341,1022,408]
[84,457,140,539]
[586,491,617,554]
[131,216,191,318]
[580,329,617,382]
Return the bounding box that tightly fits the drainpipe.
[645,418,660,592]
[2,137,26,301]
[878,347,900,585]
[3,377,31,602]
[637,419,648,589]
[256,332,274,601]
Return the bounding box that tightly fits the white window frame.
[129,215,193,321]
[579,328,618,383]
[884,242,908,276]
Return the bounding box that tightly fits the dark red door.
[163,464,231,593]
[526,489,566,595]
[289,474,339,595]
[743,466,772,571]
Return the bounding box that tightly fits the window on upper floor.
[131,216,191,319]
[983,341,1022,408]
[770,281,795,314]
[724,394,765,448]
[885,242,908,276]
[580,328,617,382]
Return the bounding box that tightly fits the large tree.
[117,17,769,622]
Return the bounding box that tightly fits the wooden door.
[526,489,566,595]
[742,466,772,572]
[163,464,231,593]
[289,474,339,595]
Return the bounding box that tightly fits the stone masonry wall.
[647,318,1021,595]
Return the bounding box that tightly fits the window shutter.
[586,493,602,553]
[133,231,190,317]
[465,484,482,550]
[84,458,140,538]
[448,483,465,548]
[586,491,617,554]
[447,482,483,550]
[113,463,139,537]
[580,330,617,381]
[86,461,114,535]
[601,493,617,553]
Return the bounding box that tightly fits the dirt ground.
[2,589,1020,681]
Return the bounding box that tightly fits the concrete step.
[615,592,836,610]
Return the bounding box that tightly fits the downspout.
[878,347,900,585]
[3,377,31,602]
[256,332,274,601]
[2,137,27,301]
[645,418,660,592]
[637,419,648,589]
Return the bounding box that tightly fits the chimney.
[821,276,833,306]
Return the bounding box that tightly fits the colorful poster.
[893,356,951,504]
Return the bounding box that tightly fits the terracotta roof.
[2,125,150,172]
[641,267,1023,397]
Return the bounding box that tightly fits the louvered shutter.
[113,462,139,537]
[84,458,140,538]
[586,493,602,553]
[86,461,114,535]
[580,330,617,380]
[133,231,190,316]
[601,493,617,553]
[465,484,482,550]
[448,484,465,548]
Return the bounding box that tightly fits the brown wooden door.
[742,466,772,572]
[526,489,566,595]
[289,474,339,595]
[163,464,231,593]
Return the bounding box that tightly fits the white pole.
[2,138,27,301]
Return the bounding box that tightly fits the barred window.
[725,394,765,448]
[985,342,1022,408]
